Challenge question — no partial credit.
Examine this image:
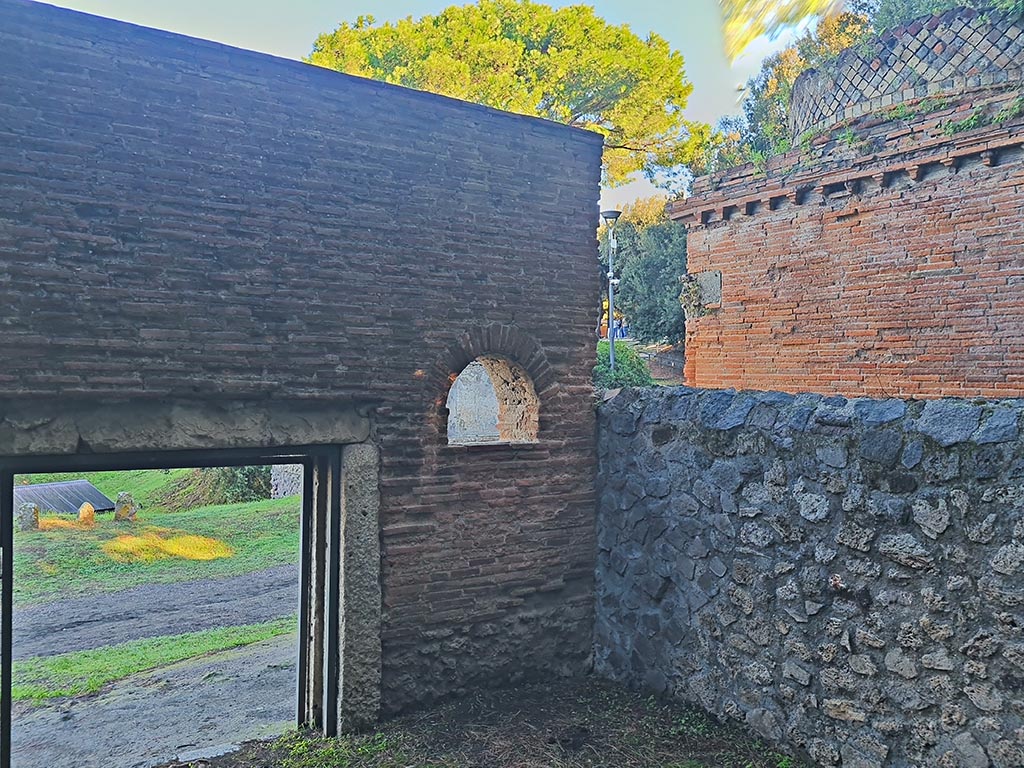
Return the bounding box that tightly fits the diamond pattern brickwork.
[790,7,1023,139]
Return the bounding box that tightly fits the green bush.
[211,465,273,503]
[161,465,272,511]
[594,340,655,389]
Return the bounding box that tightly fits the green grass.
[995,95,1024,125]
[20,468,192,510]
[594,340,655,388]
[12,617,295,701]
[13,496,301,605]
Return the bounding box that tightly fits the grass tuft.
[13,618,295,702]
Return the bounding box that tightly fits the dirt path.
[13,564,299,659]
[11,632,297,768]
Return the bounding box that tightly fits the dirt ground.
[13,564,298,659]
[161,677,810,768]
[12,634,296,768]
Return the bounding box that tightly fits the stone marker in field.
[114,492,138,522]
[17,502,39,531]
[78,501,95,525]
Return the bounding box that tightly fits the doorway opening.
[0,446,346,768]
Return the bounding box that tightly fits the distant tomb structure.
[671,7,1024,398]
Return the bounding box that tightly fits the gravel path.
[11,633,298,768]
[13,563,299,659]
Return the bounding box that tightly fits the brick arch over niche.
[446,356,540,445]
[428,324,555,444]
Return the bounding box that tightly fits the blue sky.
[33,0,799,205]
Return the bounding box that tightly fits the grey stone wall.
[596,387,1024,768]
[271,464,304,499]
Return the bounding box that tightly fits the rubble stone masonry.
[597,386,1024,767]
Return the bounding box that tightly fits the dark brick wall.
[0,0,603,711]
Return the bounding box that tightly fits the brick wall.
[672,52,1024,398]
[0,0,603,711]
[789,7,1024,140]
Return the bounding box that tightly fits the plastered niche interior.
[446,356,539,445]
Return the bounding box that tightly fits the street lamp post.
[601,209,622,371]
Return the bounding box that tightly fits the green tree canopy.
[852,0,1024,33]
[722,0,1022,62]
[601,197,688,345]
[718,0,843,61]
[307,1,704,185]
[740,11,870,158]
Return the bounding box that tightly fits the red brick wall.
[0,1,603,710]
[672,97,1024,398]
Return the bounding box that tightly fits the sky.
[32,0,800,207]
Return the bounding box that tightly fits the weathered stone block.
[113,492,137,522]
[991,543,1024,576]
[916,401,983,447]
[912,498,951,539]
[859,429,903,467]
[78,502,95,526]
[16,501,38,532]
[973,407,1019,445]
[879,533,933,569]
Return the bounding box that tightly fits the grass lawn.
[13,497,301,605]
[13,618,295,701]
[163,678,808,768]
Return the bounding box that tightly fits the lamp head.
[600,210,622,227]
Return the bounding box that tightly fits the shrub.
[160,465,272,511]
[210,466,272,503]
[594,341,655,389]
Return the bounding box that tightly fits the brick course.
[672,62,1024,398]
[0,0,603,711]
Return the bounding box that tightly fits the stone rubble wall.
[270,464,304,499]
[596,386,1024,767]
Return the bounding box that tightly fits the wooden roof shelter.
[13,480,115,515]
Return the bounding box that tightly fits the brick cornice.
[670,118,1024,230]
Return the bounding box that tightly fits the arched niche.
[445,355,539,446]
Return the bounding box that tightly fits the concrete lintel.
[338,442,382,731]
[0,399,370,456]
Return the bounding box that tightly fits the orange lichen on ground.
[103,530,234,563]
[38,517,93,532]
